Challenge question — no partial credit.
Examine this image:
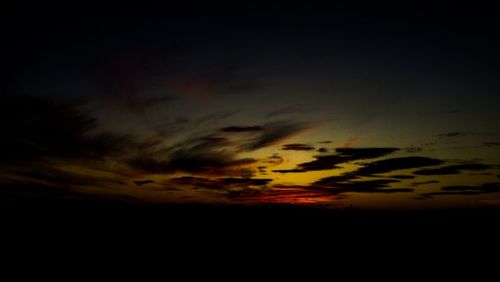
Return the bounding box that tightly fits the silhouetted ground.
[2,186,500,237]
[3,191,500,260]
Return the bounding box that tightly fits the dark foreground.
[2,194,500,260]
[2,191,500,236]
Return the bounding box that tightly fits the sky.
[3,1,500,210]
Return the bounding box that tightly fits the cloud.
[390,175,416,179]
[130,120,307,176]
[169,176,222,189]
[222,178,273,186]
[410,180,439,187]
[261,154,284,165]
[355,157,444,176]
[0,95,135,163]
[257,166,267,173]
[306,157,443,194]
[134,180,156,186]
[418,182,500,199]
[0,159,130,197]
[281,144,315,151]
[128,152,256,176]
[273,169,306,173]
[313,178,413,194]
[441,183,500,192]
[239,121,310,151]
[5,166,103,187]
[128,127,263,176]
[468,172,493,176]
[313,175,362,185]
[296,147,400,172]
[437,132,468,139]
[317,147,329,153]
[413,164,492,176]
[169,176,272,190]
[220,126,264,132]
[484,142,500,147]
[3,95,495,206]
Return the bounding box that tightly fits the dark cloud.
[441,183,500,192]
[185,136,232,152]
[297,147,400,172]
[271,147,400,173]
[240,121,310,151]
[5,166,101,187]
[355,157,444,176]
[317,147,329,153]
[410,180,439,187]
[273,169,306,173]
[169,176,221,190]
[318,141,333,144]
[313,178,413,194]
[128,131,255,176]
[0,95,134,163]
[414,164,492,176]
[134,180,156,186]
[0,161,129,195]
[261,154,284,165]
[281,144,315,151]
[390,175,416,180]
[299,157,441,194]
[169,176,272,190]
[313,175,361,185]
[418,182,500,199]
[468,172,493,176]
[335,147,400,160]
[257,166,267,173]
[128,152,256,176]
[220,126,264,132]
[222,178,272,186]
[484,142,500,147]
[132,121,301,176]
[297,157,343,171]
[437,132,468,139]
[435,132,496,141]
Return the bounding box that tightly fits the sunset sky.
[3,1,500,210]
